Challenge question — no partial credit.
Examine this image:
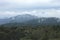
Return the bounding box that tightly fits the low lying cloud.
[0,9,60,18]
[0,0,60,18]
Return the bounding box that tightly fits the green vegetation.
[0,25,60,40]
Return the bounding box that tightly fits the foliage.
[0,24,60,40]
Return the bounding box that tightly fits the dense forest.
[0,24,60,40]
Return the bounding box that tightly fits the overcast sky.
[0,0,60,18]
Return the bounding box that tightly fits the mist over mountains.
[0,14,60,26]
[0,14,37,25]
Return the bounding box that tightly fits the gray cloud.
[0,0,60,11]
[0,0,60,18]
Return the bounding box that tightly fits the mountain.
[0,14,38,25]
[0,14,60,26]
[2,17,60,27]
[10,14,38,23]
[22,17,60,26]
[0,18,11,25]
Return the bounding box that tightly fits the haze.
[0,0,60,18]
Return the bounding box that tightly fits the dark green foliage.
[0,24,60,40]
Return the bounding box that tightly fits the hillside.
[0,24,60,40]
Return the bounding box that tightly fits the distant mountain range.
[0,14,38,25]
[10,14,38,23]
[24,17,60,26]
[0,14,60,26]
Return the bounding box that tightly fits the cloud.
[0,9,60,18]
[0,0,60,18]
[0,0,60,11]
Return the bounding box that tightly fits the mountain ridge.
[0,14,60,26]
[0,14,38,25]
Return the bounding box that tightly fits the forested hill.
[2,17,60,27]
[0,14,37,25]
[0,24,60,40]
[0,15,60,40]
[0,14,60,26]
